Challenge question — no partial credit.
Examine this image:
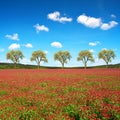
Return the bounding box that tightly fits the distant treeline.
[0,63,120,69]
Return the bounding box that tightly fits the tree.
[6,50,24,68]
[54,51,72,69]
[77,50,94,69]
[98,49,116,68]
[30,50,48,69]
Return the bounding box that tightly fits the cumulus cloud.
[77,14,102,28]
[34,24,49,33]
[89,41,100,46]
[77,14,118,30]
[8,43,20,50]
[5,33,19,40]
[100,21,118,30]
[24,43,33,48]
[51,42,62,48]
[48,11,72,23]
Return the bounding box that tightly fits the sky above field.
[0,0,120,67]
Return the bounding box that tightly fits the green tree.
[54,51,72,69]
[30,50,48,69]
[6,50,24,68]
[98,49,116,68]
[77,50,94,69]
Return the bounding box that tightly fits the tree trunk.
[84,62,87,69]
[62,63,64,69]
[84,63,87,69]
[106,62,108,68]
[38,62,40,69]
[14,63,16,69]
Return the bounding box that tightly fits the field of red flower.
[0,68,120,120]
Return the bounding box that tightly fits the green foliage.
[6,50,24,68]
[41,82,48,87]
[94,110,104,119]
[103,97,112,104]
[98,49,116,68]
[20,87,30,92]
[0,100,7,105]
[63,104,82,120]
[54,50,72,68]
[0,90,7,96]
[77,50,94,69]
[107,110,116,120]
[63,104,88,120]
[19,110,44,120]
[35,90,45,95]
[13,97,36,107]
[86,99,94,107]
[30,50,48,68]
[68,86,76,92]
[115,114,120,119]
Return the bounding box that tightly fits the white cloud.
[0,48,5,52]
[111,14,116,18]
[24,43,33,48]
[100,21,118,30]
[34,24,49,33]
[77,14,118,30]
[51,42,62,48]
[77,14,102,28]
[8,43,20,50]
[48,11,72,23]
[89,41,100,46]
[5,33,19,40]
[48,11,60,21]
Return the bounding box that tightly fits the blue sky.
[0,0,120,67]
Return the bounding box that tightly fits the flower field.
[0,69,120,120]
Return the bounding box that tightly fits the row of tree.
[6,49,116,69]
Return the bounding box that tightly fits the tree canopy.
[6,50,24,68]
[30,50,48,68]
[54,51,71,68]
[77,50,94,69]
[98,49,116,68]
